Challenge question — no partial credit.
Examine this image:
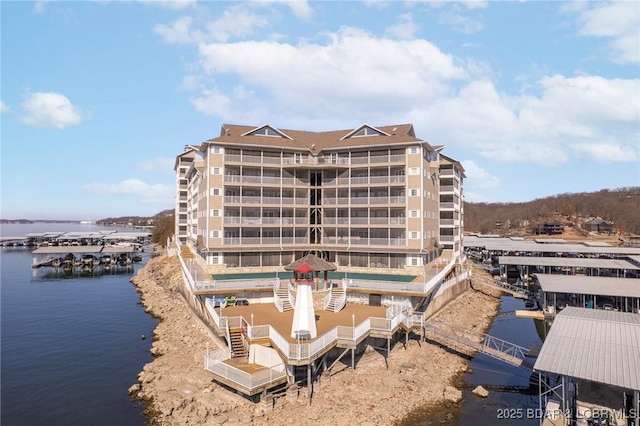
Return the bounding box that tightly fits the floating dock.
[516,310,546,320]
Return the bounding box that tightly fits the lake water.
[1,223,157,426]
[458,295,546,425]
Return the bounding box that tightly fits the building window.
[410,210,418,218]
[212,167,220,175]
[410,189,419,197]
[409,167,419,175]
[410,232,419,239]
[211,209,220,217]
[409,147,418,154]
[211,188,220,196]
[213,147,221,153]
[210,230,219,238]
[351,126,384,137]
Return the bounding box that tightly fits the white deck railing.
[204,297,411,362]
[323,286,333,310]
[193,278,277,292]
[204,353,287,393]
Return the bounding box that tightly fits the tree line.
[464,187,640,235]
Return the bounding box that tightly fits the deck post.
[307,364,312,406]
[386,336,390,370]
[351,347,355,372]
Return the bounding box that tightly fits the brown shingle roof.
[202,123,429,152]
[284,254,338,272]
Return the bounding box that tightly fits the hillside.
[464,187,640,236]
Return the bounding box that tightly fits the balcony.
[224,196,308,205]
[326,176,407,186]
[321,237,406,246]
[222,237,311,245]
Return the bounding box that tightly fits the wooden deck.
[220,302,387,344]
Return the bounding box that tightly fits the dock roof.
[464,235,640,255]
[499,256,640,270]
[535,274,640,298]
[533,307,640,390]
[31,246,132,254]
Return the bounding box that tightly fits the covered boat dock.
[534,274,640,315]
[534,307,640,426]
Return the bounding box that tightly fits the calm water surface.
[1,223,157,426]
[458,296,545,425]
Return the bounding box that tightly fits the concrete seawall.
[424,278,471,320]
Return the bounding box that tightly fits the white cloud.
[136,157,176,173]
[189,87,233,117]
[20,92,88,129]
[166,21,637,168]
[283,0,313,20]
[460,159,500,188]
[460,158,499,203]
[385,13,419,40]
[572,1,640,64]
[194,26,468,122]
[154,16,201,44]
[155,5,269,44]
[0,101,9,113]
[82,179,174,204]
[139,0,196,10]
[251,0,313,19]
[423,75,639,165]
[424,2,485,34]
[205,5,269,42]
[33,1,50,14]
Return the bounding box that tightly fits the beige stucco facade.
[174,124,464,273]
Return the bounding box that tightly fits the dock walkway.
[424,318,533,368]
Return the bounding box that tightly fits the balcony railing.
[224,153,406,167]
[322,237,406,246]
[324,176,406,186]
[224,175,302,186]
[224,196,309,205]
[222,237,310,245]
[322,197,405,206]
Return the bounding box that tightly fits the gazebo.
[284,253,337,291]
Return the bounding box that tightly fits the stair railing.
[273,280,285,312]
[323,285,333,310]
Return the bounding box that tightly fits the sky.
[1,0,639,221]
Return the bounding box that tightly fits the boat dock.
[31,245,142,274]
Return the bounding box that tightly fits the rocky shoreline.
[129,251,502,425]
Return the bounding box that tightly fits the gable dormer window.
[353,126,384,137]
[341,125,390,140]
[253,127,281,137]
[243,125,292,139]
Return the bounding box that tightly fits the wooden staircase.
[180,245,194,259]
[325,287,346,312]
[229,328,248,358]
[275,286,293,312]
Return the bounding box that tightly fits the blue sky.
[1,0,639,221]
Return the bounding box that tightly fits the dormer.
[242,124,292,140]
[340,124,390,140]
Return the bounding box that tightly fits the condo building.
[174,123,465,272]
